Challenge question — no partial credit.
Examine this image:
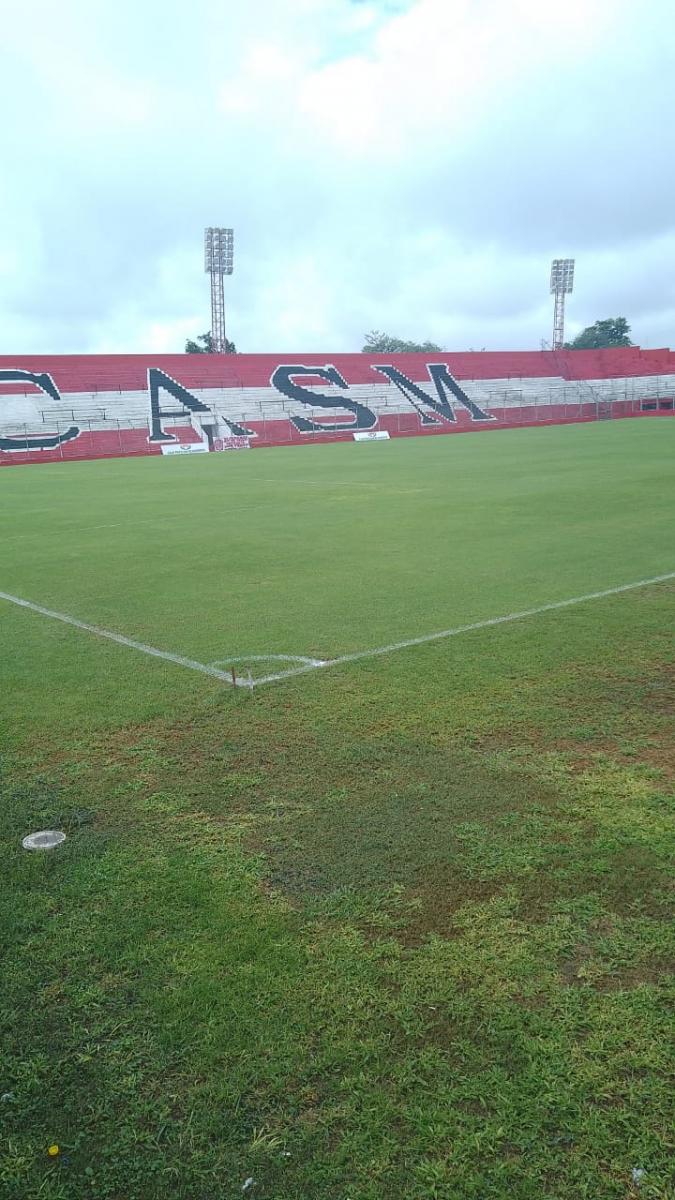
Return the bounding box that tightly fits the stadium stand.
[1,348,673,465]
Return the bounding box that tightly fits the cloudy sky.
[2,0,674,354]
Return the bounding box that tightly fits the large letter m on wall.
[372,364,493,425]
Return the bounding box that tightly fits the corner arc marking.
[208,654,328,669]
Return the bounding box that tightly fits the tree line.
[360,320,633,353]
[184,318,634,355]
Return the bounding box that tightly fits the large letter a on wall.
[147,368,255,441]
[147,368,212,442]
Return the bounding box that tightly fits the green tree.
[564,318,633,350]
[362,330,444,353]
[185,332,236,354]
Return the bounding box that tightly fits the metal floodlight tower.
[204,227,234,352]
[550,258,575,350]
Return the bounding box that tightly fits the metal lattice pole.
[550,258,575,350]
[204,228,234,353]
[552,289,566,351]
[210,270,226,352]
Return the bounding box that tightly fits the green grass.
[1,419,673,1199]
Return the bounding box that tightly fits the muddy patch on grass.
[392,870,502,945]
[256,747,564,903]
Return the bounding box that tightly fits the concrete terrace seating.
[2,348,673,464]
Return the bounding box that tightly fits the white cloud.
[299,0,616,157]
[1,0,674,355]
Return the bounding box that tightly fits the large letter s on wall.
[271,365,377,433]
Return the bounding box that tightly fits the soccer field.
[1,419,674,1199]
[2,420,674,681]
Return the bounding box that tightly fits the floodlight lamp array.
[205,227,234,275]
[550,258,575,294]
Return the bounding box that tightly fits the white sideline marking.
[0,571,673,692]
[0,591,245,686]
[251,571,675,686]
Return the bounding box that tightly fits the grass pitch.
[1,419,674,1199]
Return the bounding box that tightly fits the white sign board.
[353,430,390,442]
[161,442,209,455]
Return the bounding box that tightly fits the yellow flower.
[47,1145,60,1157]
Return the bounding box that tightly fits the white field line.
[250,571,675,686]
[0,590,245,687]
[208,654,327,667]
[1,571,673,692]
